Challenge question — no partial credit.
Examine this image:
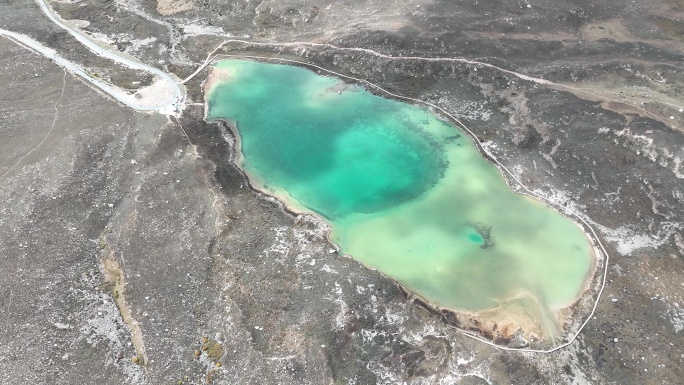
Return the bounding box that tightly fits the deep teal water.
[208,62,445,220]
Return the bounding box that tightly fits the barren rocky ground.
[0,0,683,384]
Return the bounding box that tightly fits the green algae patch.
[206,59,594,340]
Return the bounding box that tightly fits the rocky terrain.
[0,0,683,384]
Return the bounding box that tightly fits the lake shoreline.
[203,61,602,347]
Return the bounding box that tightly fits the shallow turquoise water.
[207,60,593,338]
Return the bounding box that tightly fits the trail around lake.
[206,59,601,351]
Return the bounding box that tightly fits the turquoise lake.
[206,59,594,339]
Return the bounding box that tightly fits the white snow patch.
[124,36,157,55]
[332,283,349,329]
[181,23,228,36]
[666,303,684,333]
[592,222,683,256]
[79,291,146,384]
[601,226,663,255]
[383,306,406,325]
[88,31,117,46]
[52,321,72,330]
[360,329,389,344]
[112,74,178,112]
[262,226,290,262]
[447,100,492,121]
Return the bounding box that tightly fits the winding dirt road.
[0,0,184,114]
